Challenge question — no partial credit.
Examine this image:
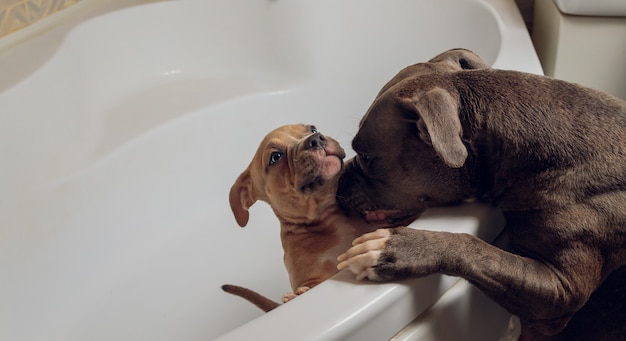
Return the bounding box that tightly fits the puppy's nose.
[304,132,326,150]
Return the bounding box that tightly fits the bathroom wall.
[0,0,80,37]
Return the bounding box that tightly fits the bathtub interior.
[0,0,507,204]
[1,88,365,340]
[0,0,540,340]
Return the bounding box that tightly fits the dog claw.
[351,228,392,246]
[357,270,371,281]
[282,292,297,303]
[295,286,310,295]
[338,250,383,278]
[282,286,311,303]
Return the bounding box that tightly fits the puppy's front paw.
[282,292,297,303]
[337,228,392,281]
[281,286,311,303]
[295,286,311,295]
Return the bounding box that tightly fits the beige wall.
[0,0,80,37]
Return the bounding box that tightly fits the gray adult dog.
[336,49,626,339]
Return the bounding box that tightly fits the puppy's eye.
[310,125,318,134]
[269,151,282,166]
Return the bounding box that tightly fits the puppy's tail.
[221,284,281,312]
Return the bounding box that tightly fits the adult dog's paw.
[337,228,394,281]
[338,227,444,281]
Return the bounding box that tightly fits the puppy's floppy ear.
[429,48,490,71]
[401,87,467,168]
[229,170,257,227]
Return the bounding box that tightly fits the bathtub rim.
[215,203,507,341]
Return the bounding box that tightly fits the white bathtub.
[0,0,541,340]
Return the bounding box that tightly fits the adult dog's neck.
[454,69,626,209]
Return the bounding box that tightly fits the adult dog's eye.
[269,151,282,166]
[310,125,318,134]
[355,153,372,169]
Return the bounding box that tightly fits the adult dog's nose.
[304,132,326,150]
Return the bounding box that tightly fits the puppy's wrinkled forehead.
[262,124,314,148]
[257,124,316,167]
[266,124,309,143]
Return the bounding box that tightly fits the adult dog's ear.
[401,87,467,168]
[429,48,490,71]
[229,170,257,227]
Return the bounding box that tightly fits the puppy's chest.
[282,217,363,262]
[324,222,362,263]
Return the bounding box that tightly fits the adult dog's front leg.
[337,227,451,281]
[337,226,600,336]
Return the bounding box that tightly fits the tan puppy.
[226,124,381,310]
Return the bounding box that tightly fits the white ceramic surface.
[0,0,541,340]
[553,0,626,16]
